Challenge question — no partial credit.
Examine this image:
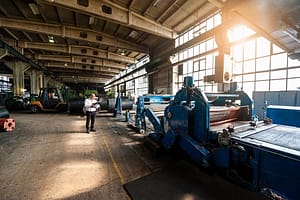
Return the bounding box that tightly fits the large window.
[174,16,300,96]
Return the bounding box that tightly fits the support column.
[27,69,43,94]
[6,61,29,96]
[43,76,51,88]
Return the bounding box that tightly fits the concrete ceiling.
[0,0,219,88]
[0,0,299,89]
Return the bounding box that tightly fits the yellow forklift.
[30,88,67,113]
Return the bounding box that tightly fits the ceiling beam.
[22,32,33,42]
[143,0,156,16]
[4,28,18,40]
[38,0,177,39]
[161,0,189,25]
[62,76,108,82]
[171,1,212,30]
[19,41,136,64]
[44,62,120,74]
[156,0,180,23]
[129,0,136,9]
[0,17,149,53]
[35,54,126,70]
[49,68,115,78]
[207,0,225,9]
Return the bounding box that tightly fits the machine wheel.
[30,105,40,113]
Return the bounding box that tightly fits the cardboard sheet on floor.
[124,161,269,200]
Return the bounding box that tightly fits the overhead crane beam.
[0,18,149,54]
[38,0,177,39]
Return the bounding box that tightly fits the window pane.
[256,37,270,57]
[272,44,284,54]
[244,40,255,60]
[200,42,206,53]
[287,78,300,90]
[206,39,214,51]
[243,60,255,73]
[188,30,193,41]
[232,44,243,62]
[214,13,222,26]
[179,52,184,61]
[199,70,205,79]
[183,32,189,43]
[188,60,193,73]
[194,45,200,56]
[183,62,188,74]
[194,72,199,80]
[188,48,193,58]
[270,79,286,91]
[255,81,269,91]
[288,68,300,78]
[200,59,206,70]
[175,38,179,47]
[179,36,184,46]
[234,75,242,82]
[193,61,199,71]
[233,62,243,75]
[256,72,269,81]
[206,54,213,69]
[271,70,286,79]
[256,56,270,71]
[288,57,300,67]
[271,53,287,69]
[207,17,214,31]
[243,74,255,81]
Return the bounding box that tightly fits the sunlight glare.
[227,24,256,42]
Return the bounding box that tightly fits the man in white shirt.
[84,93,99,133]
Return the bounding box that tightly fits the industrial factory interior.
[1,0,300,199]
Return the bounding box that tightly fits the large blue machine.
[143,76,300,200]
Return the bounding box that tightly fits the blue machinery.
[136,77,300,200]
[134,95,173,133]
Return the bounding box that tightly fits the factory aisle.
[0,112,169,200]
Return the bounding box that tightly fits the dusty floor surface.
[0,112,171,200]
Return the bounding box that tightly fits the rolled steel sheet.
[107,98,115,113]
[69,97,85,114]
[107,98,134,113]
[209,106,250,126]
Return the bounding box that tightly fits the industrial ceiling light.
[29,3,40,15]
[48,36,55,43]
[128,30,139,39]
[89,16,95,25]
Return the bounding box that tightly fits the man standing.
[84,93,99,133]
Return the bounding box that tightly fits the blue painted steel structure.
[144,76,300,200]
[267,105,300,127]
[134,95,173,132]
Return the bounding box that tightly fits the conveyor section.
[236,125,300,152]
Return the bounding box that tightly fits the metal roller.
[107,97,134,113]
[107,98,115,113]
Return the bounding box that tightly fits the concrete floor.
[0,111,171,200]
